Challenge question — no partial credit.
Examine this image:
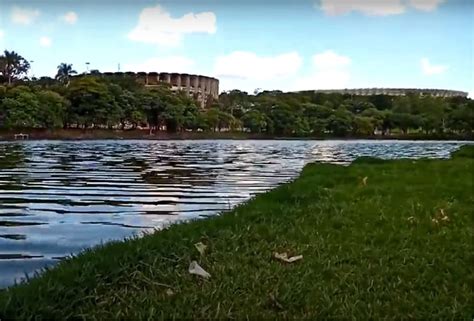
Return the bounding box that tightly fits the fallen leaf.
[432,208,450,224]
[440,209,450,221]
[362,176,368,186]
[188,261,211,279]
[273,252,303,263]
[165,289,175,296]
[194,242,207,256]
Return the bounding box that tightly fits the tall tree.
[55,63,77,86]
[0,50,30,85]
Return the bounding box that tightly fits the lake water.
[0,139,468,287]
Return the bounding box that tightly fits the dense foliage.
[0,53,472,137]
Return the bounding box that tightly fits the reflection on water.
[0,139,468,287]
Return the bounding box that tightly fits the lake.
[0,139,468,287]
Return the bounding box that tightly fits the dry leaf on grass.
[439,209,450,221]
[273,252,303,263]
[362,176,368,186]
[194,242,207,256]
[188,261,211,279]
[432,208,450,224]
[407,216,417,224]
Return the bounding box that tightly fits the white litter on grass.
[273,252,303,263]
[188,261,211,279]
[194,242,207,256]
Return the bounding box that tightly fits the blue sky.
[0,0,472,96]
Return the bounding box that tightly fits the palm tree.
[0,50,30,85]
[55,63,77,86]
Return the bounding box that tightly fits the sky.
[0,0,473,96]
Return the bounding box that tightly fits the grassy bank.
[0,128,472,141]
[0,146,473,320]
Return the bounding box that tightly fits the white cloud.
[123,56,195,73]
[213,51,302,93]
[408,0,445,11]
[293,70,351,91]
[128,4,216,46]
[292,50,352,91]
[213,50,352,93]
[39,36,52,47]
[312,50,351,69]
[61,11,78,24]
[318,0,405,16]
[420,58,448,75]
[11,6,40,25]
[214,51,302,81]
[317,0,445,16]
[0,30,4,39]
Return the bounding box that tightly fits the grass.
[0,145,473,320]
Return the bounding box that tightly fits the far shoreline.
[0,129,473,142]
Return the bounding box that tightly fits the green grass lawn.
[1,146,473,320]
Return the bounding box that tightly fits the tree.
[162,98,185,132]
[416,96,447,134]
[327,107,354,136]
[345,100,375,114]
[139,88,166,133]
[218,110,240,131]
[204,108,220,131]
[303,104,332,135]
[392,96,412,114]
[219,90,250,118]
[269,103,306,136]
[390,112,422,134]
[0,87,39,128]
[178,92,200,131]
[35,76,57,87]
[55,63,77,86]
[241,110,267,133]
[115,89,145,129]
[360,108,384,133]
[36,90,69,128]
[0,50,30,85]
[353,116,376,136]
[368,95,393,110]
[66,77,115,128]
[447,103,473,134]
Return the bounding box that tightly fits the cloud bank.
[318,0,445,16]
[11,6,40,25]
[421,58,448,75]
[128,5,216,46]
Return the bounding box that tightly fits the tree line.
[0,50,472,137]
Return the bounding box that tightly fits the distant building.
[306,88,468,98]
[84,71,219,108]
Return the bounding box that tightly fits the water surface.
[0,139,467,287]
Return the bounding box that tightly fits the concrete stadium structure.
[98,72,219,108]
[309,88,468,98]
